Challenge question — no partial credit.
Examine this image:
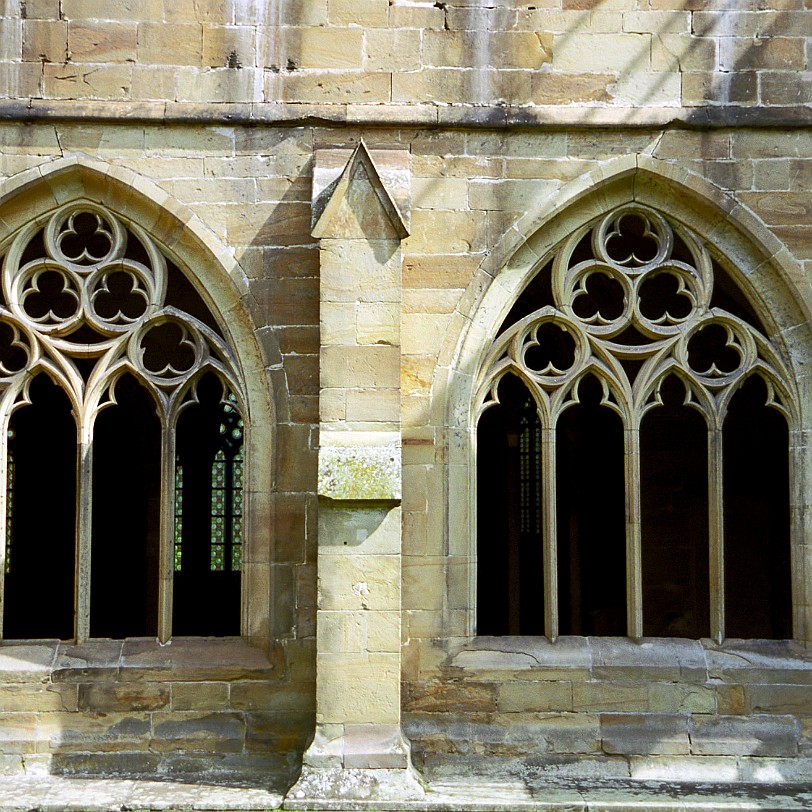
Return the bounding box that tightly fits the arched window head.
[476,205,796,643]
[0,202,246,642]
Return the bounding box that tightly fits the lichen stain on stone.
[319,445,401,500]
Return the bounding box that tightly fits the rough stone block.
[532,73,613,105]
[316,554,401,612]
[573,682,649,713]
[682,71,758,105]
[327,0,389,27]
[68,22,137,62]
[553,33,650,72]
[316,653,400,725]
[282,71,391,104]
[151,712,245,753]
[43,64,133,99]
[171,682,229,712]
[498,681,573,713]
[283,27,363,70]
[601,714,691,756]
[720,36,806,71]
[77,683,170,712]
[22,19,66,62]
[40,712,152,753]
[137,22,203,65]
[690,715,799,757]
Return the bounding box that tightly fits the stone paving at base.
[0,775,811,811]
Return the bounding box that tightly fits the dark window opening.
[557,375,626,636]
[724,376,791,639]
[4,375,75,640]
[173,373,242,636]
[477,374,544,636]
[641,376,710,638]
[90,374,161,638]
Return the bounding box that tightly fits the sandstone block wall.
[0,0,807,789]
[0,0,806,117]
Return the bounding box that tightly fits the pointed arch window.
[476,205,796,642]
[0,202,247,642]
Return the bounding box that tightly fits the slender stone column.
[286,144,423,807]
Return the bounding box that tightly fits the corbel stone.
[286,143,423,807]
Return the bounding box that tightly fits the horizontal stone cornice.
[0,100,810,129]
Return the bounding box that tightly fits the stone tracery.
[476,204,797,642]
[0,201,246,642]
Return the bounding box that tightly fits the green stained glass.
[210,544,224,571]
[231,544,242,571]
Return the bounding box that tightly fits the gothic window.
[476,205,795,642]
[0,203,246,642]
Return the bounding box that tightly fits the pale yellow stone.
[357,302,399,346]
[327,0,389,27]
[176,67,260,103]
[392,68,531,106]
[318,611,367,654]
[282,71,391,104]
[22,19,66,62]
[404,210,488,255]
[0,63,42,97]
[364,29,420,72]
[317,554,401,612]
[138,22,203,66]
[61,0,163,21]
[422,30,552,70]
[401,313,451,356]
[43,63,132,99]
[321,302,358,346]
[317,653,400,724]
[412,177,469,211]
[345,388,400,423]
[68,22,137,62]
[130,65,177,100]
[552,33,651,72]
[367,611,401,654]
[320,242,401,304]
[283,27,363,70]
[202,25,257,68]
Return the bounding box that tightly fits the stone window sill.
[0,637,278,683]
[447,637,812,683]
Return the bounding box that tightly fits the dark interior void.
[5,375,76,640]
[641,376,710,638]
[477,375,545,635]
[556,375,627,636]
[476,370,792,640]
[724,376,791,639]
[173,374,241,636]
[91,374,161,638]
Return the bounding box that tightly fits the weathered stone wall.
[0,0,807,794]
[0,117,810,781]
[0,0,807,117]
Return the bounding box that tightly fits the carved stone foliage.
[476,204,797,642]
[0,202,246,642]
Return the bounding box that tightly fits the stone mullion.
[541,424,558,642]
[157,419,175,644]
[0,408,10,640]
[75,421,93,643]
[625,423,643,639]
[708,426,725,644]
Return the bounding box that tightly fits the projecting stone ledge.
[318,443,401,502]
[285,766,425,810]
